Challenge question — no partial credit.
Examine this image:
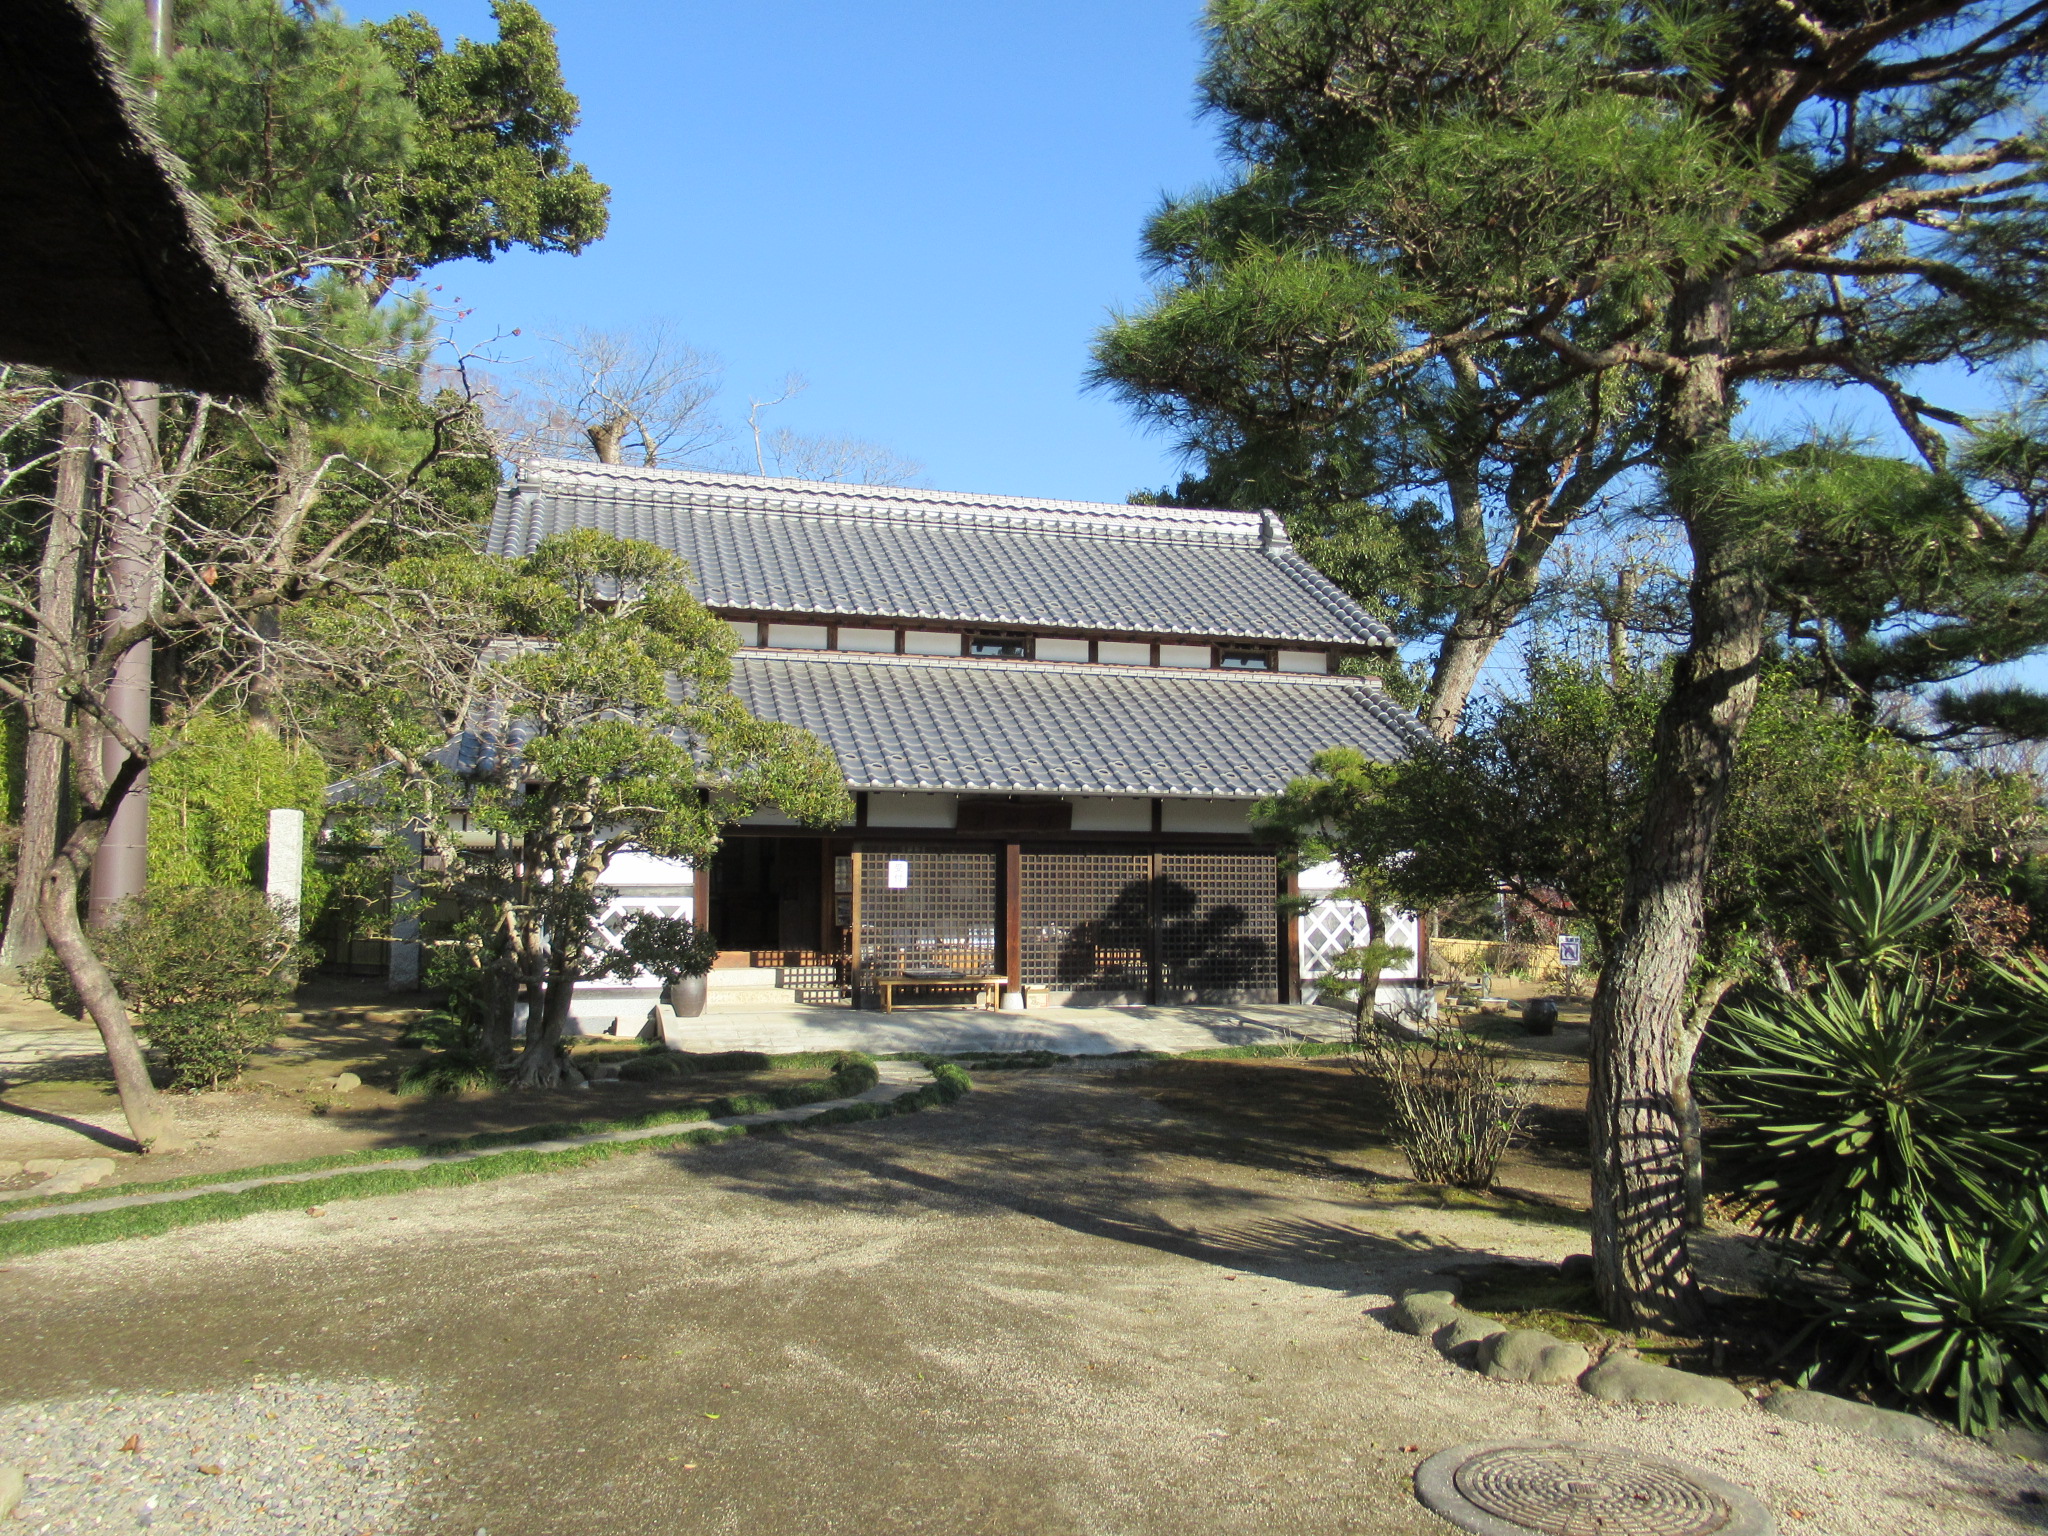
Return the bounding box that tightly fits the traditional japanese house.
[483,459,1428,1020]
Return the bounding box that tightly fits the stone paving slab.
[645,1001,1357,1057]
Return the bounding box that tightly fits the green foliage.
[57,888,309,1090]
[1709,822,2048,1427]
[367,2,610,282]
[328,530,851,1072]
[827,1051,881,1096]
[1816,1196,2048,1435]
[107,0,607,284]
[1810,823,1962,972]
[1710,967,2034,1247]
[107,0,413,251]
[1258,658,2040,982]
[397,1047,501,1096]
[148,712,330,916]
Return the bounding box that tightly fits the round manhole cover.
[1414,1441,1775,1536]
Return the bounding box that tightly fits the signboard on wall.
[886,859,910,890]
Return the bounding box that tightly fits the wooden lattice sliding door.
[1018,849,1152,999]
[1015,847,1280,1004]
[856,846,997,976]
[1157,852,1279,1002]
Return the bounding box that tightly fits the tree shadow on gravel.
[682,1074,1579,1296]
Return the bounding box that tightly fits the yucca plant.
[1707,820,2035,1245]
[1813,1191,2048,1435]
[1709,968,2032,1246]
[1810,821,1961,972]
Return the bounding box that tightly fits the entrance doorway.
[706,836,826,954]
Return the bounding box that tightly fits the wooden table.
[871,973,1008,1013]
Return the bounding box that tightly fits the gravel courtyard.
[4,1069,2043,1536]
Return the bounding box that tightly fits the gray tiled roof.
[717,649,1424,798]
[489,459,1395,648]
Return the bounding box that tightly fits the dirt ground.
[5,1068,2044,1536]
[0,979,1594,1196]
[0,980,820,1192]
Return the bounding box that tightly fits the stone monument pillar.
[265,808,305,933]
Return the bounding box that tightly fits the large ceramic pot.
[668,973,708,1018]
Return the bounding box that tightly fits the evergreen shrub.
[27,887,310,1089]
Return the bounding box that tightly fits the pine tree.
[1129,0,2048,1327]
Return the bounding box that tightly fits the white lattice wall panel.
[1298,898,1420,1003]
[580,851,695,990]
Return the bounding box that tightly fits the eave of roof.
[720,648,1425,800]
[490,459,1397,649]
[0,0,273,399]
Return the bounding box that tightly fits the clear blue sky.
[396,0,1220,503]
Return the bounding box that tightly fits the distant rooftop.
[487,459,1396,648]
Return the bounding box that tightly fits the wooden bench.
[870,973,1008,1013]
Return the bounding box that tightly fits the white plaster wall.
[1158,643,1209,668]
[1278,650,1327,674]
[903,630,961,656]
[1159,799,1251,834]
[1036,636,1090,663]
[868,792,959,827]
[767,623,829,649]
[838,626,896,653]
[1070,796,1151,831]
[728,620,759,647]
[1098,640,1151,666]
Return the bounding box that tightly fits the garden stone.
[0,1463,22,1521]
[1388,1291,1461,1336]
[1477,1328,1591,1386]
[24,1157,116,1194]
[1557,1253,1595,1283]
[1760,1388,1936,1443]
[330,1072,362,1092]
[1580,1353,1748,1411]
[1991,1425,2048,1461]
[592,1064,621,1081]
[1433,1310,1509,1357]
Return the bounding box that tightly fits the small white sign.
[886,859,910,890]
[1558,935,1583,967]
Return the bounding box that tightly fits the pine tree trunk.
[40,779,177,1150]
[1587,276,1763,1332]
[87,384,160,928]
[4,394,94,966]
[1423,621,1510,742]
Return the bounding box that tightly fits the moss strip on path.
[0,1060,972,1260]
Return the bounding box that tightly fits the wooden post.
[848,848,864,1009]
[818,839,836,959]
[1282,870,1301,1005]
[1146,848,1164,1005]
[1000,842,1023,1008]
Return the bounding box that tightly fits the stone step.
[701,987,804,1012]
[706,967,797,990]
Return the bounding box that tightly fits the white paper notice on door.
[886,859,910,889]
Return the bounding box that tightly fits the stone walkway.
[640,1000,1357,1056]
[1,1059,939,1224]
[0,992,101,1086]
